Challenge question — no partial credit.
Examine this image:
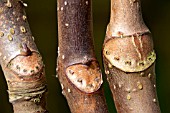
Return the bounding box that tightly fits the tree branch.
[102,0,161,112]
[0,0,47,112]
[57,0,108,112]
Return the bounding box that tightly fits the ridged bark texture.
[57,0,108,113]
[0,0,47,113]
[103,0,161,113]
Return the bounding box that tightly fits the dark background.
[0,0,170,113]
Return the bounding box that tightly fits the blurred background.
[0,0,170,113]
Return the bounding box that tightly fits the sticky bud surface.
[66,61,103,93]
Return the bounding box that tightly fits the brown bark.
[103,0,161,113]
[57,0,108,113]
[0,0,47,113]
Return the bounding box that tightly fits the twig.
[102,0,161,112]
[0,0,47,112]
[57,0,108,112]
